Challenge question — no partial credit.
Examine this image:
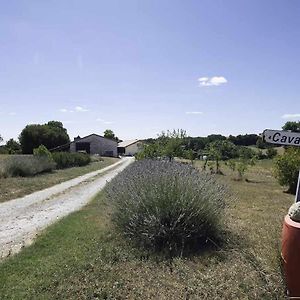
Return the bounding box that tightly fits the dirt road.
[0,157,133,259]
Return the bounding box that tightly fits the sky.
[0,0,300,143]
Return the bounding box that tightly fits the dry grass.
[0,159,292,299]
[0,155,119,203]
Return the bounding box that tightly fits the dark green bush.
[106,159,228,256]
[52,152,91,169]
[275,147,300,194]
[0,155,55,177]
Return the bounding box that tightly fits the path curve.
[0,157,133,259]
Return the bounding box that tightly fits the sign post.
[263,129,300,203]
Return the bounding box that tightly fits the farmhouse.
[70,134,118,157]
[118,139,141,156]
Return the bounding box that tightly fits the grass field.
[0,155,119,203]
[0,159,293,299]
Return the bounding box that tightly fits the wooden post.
[296,170,300,203]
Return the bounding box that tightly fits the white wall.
[125,142,140,156]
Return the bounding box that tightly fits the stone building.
[70,134,118,157]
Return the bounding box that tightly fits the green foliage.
[266,147,277,159]
[104,129,119,141]
[0,155,55,178]
[226,158,255,180]
[256,136,269,149]
[282,121,300,133]
[135,143,160,160]
[238,146,256,160]
[19,121,70,154]
[256,150,267,160]
[183,149,196,163]
[137,129,186,160]
[274,147,300,194]
[106,159,227,256]
[227,160,236,172]
[33,145,53,160]
[52,152,91,169]
[158,129,186,160]
[228,134,259,146]
[5,139,21,154]
[235,160,250,181]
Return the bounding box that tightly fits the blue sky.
[0,0,299,142]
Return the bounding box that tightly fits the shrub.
[266,147,277,159]
[106,159,228,255]
[0,155,55,177]
[52,152,91,169]
[256,150,267,160]
[274,147,300,194]
[33,145,53,160]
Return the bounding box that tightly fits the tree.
[275,147,300,194]
[0,135,3,143]
[282,121,300,133]
[158,129,186,161]
[5,139,21,154]
[19,121,70,154]
[104,129,119,141]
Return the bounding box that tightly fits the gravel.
[0,157,133,259]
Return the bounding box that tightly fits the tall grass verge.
[106,159,228,256]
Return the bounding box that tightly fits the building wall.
[70,135,118,157]
[125,142,141,156]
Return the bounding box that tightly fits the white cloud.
[281,113,300,119]
[185,111,203,115]
[59,106,89,113]
[198,76,228,86]
[8,112,16,116]
[96,118,113,125]
[75,106,89,112]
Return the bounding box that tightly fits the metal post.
[296,170,300,203]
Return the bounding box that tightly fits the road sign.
[263,129,300,203]
[263,129,300,147]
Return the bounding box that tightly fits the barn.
[69,134,118,157]
[117,139,141,156]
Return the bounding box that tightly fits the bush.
[33,145,53,160]
[52,152,91,169]
[0,155,55,177]
[274,147,300,194]
[106,159,228,255]
[266,147,277,159]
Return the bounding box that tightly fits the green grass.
[0,159,292,299]
[0,156,119,203]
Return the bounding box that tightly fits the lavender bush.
[0,155,55,177]
[106,159,228,255]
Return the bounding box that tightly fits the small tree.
[275,147,300,194]
[5,139,21,154]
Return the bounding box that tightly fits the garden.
[0,122,299,299]
[0,155,294,299]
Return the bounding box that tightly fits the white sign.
[263,129,300,147]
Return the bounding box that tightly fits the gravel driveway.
[0,157,133,259]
